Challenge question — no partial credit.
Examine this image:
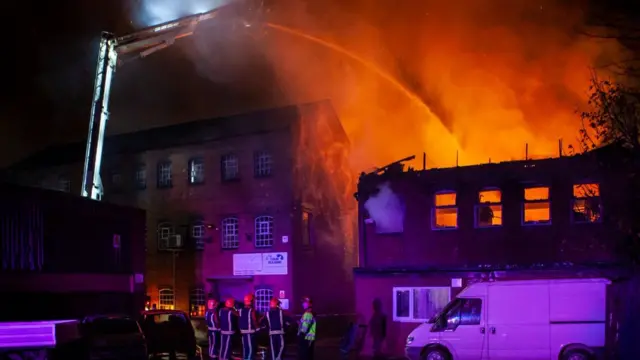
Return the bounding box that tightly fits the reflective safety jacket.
[219,307,238,335]
[239,307,259,334]
[298,309,316,341]
[205,308,220,331]
[262,308,285,335]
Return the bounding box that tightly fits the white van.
[405,278,609,360]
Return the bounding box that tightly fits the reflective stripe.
[269,330,284,335]
[241,329,256,334]
[221,330,235,335]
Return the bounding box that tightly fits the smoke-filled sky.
[2,0,636,170]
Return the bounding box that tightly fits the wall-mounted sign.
[279,290,285,299]
[280,299,289,310]
[282,236,289,244]
[233,252,288,276]
[451,278,463,288]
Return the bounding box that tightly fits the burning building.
[6,100,357,318]
[352,148,632,357]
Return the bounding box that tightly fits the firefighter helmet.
[244,294,255,306]
[269,297,280,308]
[207,298,218,310]
[225,297,235,308]
[302,296,312,309]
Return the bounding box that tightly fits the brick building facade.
[6,101,357,317]
[353,150,630,357]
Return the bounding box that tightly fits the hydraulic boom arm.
[81,9,222,200]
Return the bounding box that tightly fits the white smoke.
[363,182,405,234]
[135,0,231,27]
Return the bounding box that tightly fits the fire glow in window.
[475,189,503,227]
[522,186,551,225]
[432,192,458,230]
[572,183,602,223]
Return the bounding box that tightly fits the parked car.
[81,314,147,360]
[405,278,610,360]
[139,310,202,360]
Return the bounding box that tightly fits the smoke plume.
[127,0,627,172]
[364,182,405,234]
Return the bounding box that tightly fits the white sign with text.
[233,252,288,276]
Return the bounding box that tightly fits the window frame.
[158,287,175,310]
[221,217,240,249]
[392,286,451,323]
[188,157,205,185]
[254,150,273,178]
[157,161,173,188]
[135,164,147,190]
[221,154,239,181]
[474,188,503,228]
[189,287,206,317]
[157,222,175,250]
[255,215,274,248]
[521,185,552,226]
[431,190,459,230]
[191,220,206,250]
[254,287,274,314]
[571,183,603,224]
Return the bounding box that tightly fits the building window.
[221,217,239,249]
[254,151,272,178]
[159,288,175,310]
[572,183,602,223]
[189,157,205,184]
[475,189,503,227]
[302,211,312,246]
[135,165,147,189]
[432,191,458,230]
[59,177,71,192]
[255,288,273,314]
[522,186,551,225]
[255,216,274,248]
[192,220,206,250]
[157,161,172,188]
[157,222,175,250]
[392,287,450,323]
[221,154,239,181]
[190,287,206,317]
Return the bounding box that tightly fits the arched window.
[190,287,206,317]
[157,222,175,250]
[254,288,274,314]
[159,288,175,310]
[254,216,274,248]
[221,217,239,249]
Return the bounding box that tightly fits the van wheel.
[562,349,591,360]
[424,348,450,360]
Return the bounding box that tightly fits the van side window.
[460,298,482,325]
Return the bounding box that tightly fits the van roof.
[458,278,611,297]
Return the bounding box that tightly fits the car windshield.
[428,298,461,324]
[143,313,189,330]
[86,318,140,335]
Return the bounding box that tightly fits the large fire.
[252,0,624,171]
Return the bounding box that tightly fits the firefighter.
[261,297,289,360]
[239,294,259,360]
[219,297,239,360]
[205,298,221,359]
[297,296,316,360]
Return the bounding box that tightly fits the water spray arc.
[81,9,223,200]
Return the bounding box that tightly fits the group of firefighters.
[205,294,317,360]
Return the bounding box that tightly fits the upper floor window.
[159,287,175,310]
[302,211,312,246]
[432,191,458,230]
[255,287,274,314]
[189,287,206,317]
[475,189,503,227]
[157,222,177,250]
[221,217,240,249]
[522,186,551,225]
[192,220,206,250]
[254,151,272,178]
[393,287,450,323]
[58,177,71,192]
[255,216,274,247]
[189,157,205,184]
[221,154,239,181]
[157,161,172,188]
[135,164,147,189]
[572,183,602,223]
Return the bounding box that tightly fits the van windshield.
[428,298,461,323]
